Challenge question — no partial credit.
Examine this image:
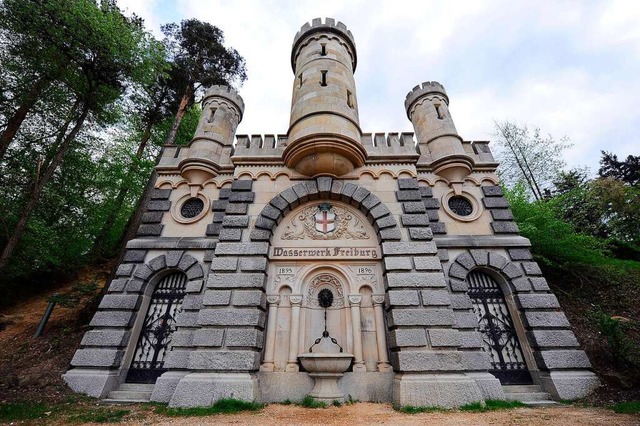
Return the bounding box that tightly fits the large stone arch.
[249,176,402,243]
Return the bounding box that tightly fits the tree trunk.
[163,83,192,145]
[496,123,541,201]
[91,121,153,258]
[0,103,90,273]
[0,76,50,160]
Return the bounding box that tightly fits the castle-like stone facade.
[64,18,599,407]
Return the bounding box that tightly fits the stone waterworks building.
[64,18,599,407]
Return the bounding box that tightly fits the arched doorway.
[126,272,187,383]
[467,270,532,385]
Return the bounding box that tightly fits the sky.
[121,0,639,173]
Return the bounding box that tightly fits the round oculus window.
[448,195,473,217]
[180,197,205,219]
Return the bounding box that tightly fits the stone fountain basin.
[298,352,354,374]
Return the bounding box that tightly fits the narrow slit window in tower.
[347,90,354,108]
[298,73,303,88]
[434,101,444,119]
[320,70,328,87]
[207,107,217,123]
[320,43,327,56]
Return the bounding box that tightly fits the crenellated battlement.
[203,85,245,120]
[404,81,449,118]
[291,17,357,71]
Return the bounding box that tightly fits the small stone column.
[349,294,366,372]
[286,295,303,372]
[372,295,392,372]
[260,295,280,372]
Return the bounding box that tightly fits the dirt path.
[60,403,639,426]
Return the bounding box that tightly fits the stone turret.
[405,82,474,186]
[179,85,244,183]
[283,18,366,177]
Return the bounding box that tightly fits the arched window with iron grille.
[126,272,187,384]
[467,270,532,385]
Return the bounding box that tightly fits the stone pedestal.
[308,372,346,402]
[393,373,484,408]
[168,372,258,407]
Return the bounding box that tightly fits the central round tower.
[283,18,367,176]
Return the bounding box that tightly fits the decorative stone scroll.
[306,274,345,308]
[282,204,370,240]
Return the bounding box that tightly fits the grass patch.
[460,399,528,412]
[332,400,342,407]
[0,402,50,421]
[298,395,327,408]
[154,398,264,417]
[610,401,640,414]
[67,408,130,423]
[394,404,446,414]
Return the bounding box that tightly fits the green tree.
[0,0,164,272]
[599,151,640,186]
[160,19,247,145]
[493,121,572,201]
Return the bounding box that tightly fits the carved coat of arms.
[315,204,335,233]
[282,203,369,240]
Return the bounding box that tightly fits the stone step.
[520,400,563,407]
[106,390,153,402]
[117,383,155,392]
[504,391,553,402]
[502,384,543,393]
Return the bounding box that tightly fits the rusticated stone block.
[89,311,135,328]
[231,180,253,191]
[516,294,560,309]
[185,279,204,293]
[409,228,433,240]
[188,350,260,371]
[398,178,419,190]
[261,205,280,221]
[98,294,140,310]
[386,290,420,306]
[392,350,466,372]
[225,329,264,348]
[522,262,542,276]
[107,278,128,293]
[419,186,433,198]
[454,312,478,329]
[254,216,276,231]
[379,227,402,241]
[218,188,232,199]
[232,290,265,308]
[330,179,344,199]
[142,211,164,223]
[448,263,468,280]
[229,192,254,203]
[490,209,514,220]
[534,350,592,369]
[383,257,412,271]
[148,255,166,271]
[528,330,579,348]
[530,277,550,291]
[202,290,232,306]
[71,349,123,368]
[210,257,238,272]
[402,202,426,214]
[396,190,422,202]
[115,264,134,277]
[305,180,319,197]
[483,197,509,209]
[249,229,271,241]
[401,214,430,227]
[524,311,570,328]
[414,256,441,271]
[166,251,184,267]
[137,224,163,236]
[447,293,472,309]
[481,186,503,197]
[198,309,266,327]
[215,242,269,256]
[222,216,249,228]
[368,203,391,220]
[382,242,437,255]
[423,198,440,209]
[81,330,130,347]
[420,290,451,306]
[292,183,309,203]
[389,328,427,348]
[387,272,446,288]
[212,200,228,211]
[492,222,519,233]
[317,176,333,194]
[508,248,533,260]
[148,200,171,211]
[239,257,267,272]
[360,193,381,211]
[207,273,265,289]
[226,203,248,215]
[150,188,172,199]
[219,228,242,241]
[280,188,299,209]
[375,215,397,230]
[192,329,224,347]
[124,250,146,263]
[430,222,446,234]
[502,262,523,279]
[269,195,289,212]
[389,308,454,326]
[428,329,461,347]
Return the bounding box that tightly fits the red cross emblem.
[315,204,335,233]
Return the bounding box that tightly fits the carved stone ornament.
[282,203,370,240]
[306,274,345,308]
[372,295,385,306]
[290,295,303,305]
[266,295,280,305]
[348,294,362,305]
